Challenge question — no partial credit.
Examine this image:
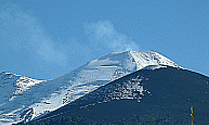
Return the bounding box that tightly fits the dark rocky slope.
[21,66,209,125]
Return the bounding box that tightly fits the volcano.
[25,66,209,125]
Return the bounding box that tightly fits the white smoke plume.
[84,21,139,52]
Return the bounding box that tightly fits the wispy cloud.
[0,3,66,65]
[84,21,139,52]
[0,3,140,78]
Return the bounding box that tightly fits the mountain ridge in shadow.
[20,66,209,125]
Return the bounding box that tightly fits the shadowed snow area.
[0,51,181,125]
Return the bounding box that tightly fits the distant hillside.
[20,66,209,125]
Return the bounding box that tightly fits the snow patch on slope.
[67,74,151,110]
[142,65,168,71]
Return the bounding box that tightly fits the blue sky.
[0,1,208,79]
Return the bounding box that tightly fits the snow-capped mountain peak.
[0,51,182,125]
[0,72,44,101]
[0,72,44,124]
[62,50,180,85]
[129,50,179,69]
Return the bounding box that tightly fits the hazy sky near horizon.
[1,1,208,79]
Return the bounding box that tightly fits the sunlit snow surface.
[0,51,181,124]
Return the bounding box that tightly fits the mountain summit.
[0,51,181,125]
